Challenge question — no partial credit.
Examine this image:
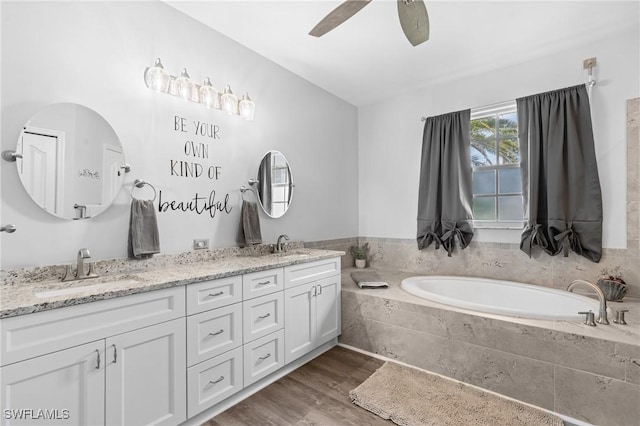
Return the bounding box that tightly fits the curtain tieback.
[554,224,583,257]
[524,224,549,257]
[441,227,467,257]
[420,231,443,250]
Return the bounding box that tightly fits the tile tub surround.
[0,244,343,318]
[340,269,640,426]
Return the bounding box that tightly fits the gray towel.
[240,200,262,246]
[351,271,389,289]
[128,199,160,259]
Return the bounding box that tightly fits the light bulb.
[239,93,255,121]
[199,78,219,109]
[221,85,238,115]
[144,58,170,93]
[175,68,195,101]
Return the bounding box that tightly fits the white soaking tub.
[401,275,600,320]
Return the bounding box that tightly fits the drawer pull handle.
[95,349,100,369]
[112,344,117,364]
[209,376,224,385]
[257,281,271,286]
[257,313,271,320]
[208,291,224,297]
[209,329,224,336]
[317,285,323,295]
[258,353,271,361]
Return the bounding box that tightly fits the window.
[470,102,524,228]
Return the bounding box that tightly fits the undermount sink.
[34,279,139,299]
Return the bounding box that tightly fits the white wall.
[358,26,639,248]
[0,1,359,268]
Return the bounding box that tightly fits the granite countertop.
[342,268,640,346]
[0,249,343,319]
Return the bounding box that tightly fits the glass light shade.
[199,78,220,109]
[175,68,195,101]
[221,85,238,115]
[144,58,170,93]
[239,93,255,121]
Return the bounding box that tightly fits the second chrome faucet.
[274,234,290,253]
[62,248,99,282]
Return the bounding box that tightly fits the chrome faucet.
[567,279,609,325]
[62,248,98,282]
[274,234,290,253]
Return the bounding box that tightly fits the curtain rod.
[420,79,596,122]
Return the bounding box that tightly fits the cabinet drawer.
[243,329,284,387]
[284,257,341,289]
[187,346,243,418]
[242,268,283,300]
[242,292,284,344]
[187,303,242,367]
[186,276,242,315]
[0,287,185,366]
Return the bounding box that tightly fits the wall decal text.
[158,189,232,219]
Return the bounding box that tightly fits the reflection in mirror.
[256,150,293,218]
[15,103,125,220]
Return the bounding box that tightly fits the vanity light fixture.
[199,77,219,109]
[239,93,255,120]
[175,68,196,101]
[221,85,238,115]
[144,58,171,93]
[143,58,255,120]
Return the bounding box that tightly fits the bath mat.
[349,362,563,426]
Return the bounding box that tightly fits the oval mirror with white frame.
[13,103,126,219]
[254,150,294,218]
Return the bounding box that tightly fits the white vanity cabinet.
[0,287,187,426]
[284,258,341,364]
[0,341,105,425]
[186,277,244,418]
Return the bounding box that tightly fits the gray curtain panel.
[417,109,474,256]
[517,84,602,262]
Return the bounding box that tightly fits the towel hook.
[131,179,157,201]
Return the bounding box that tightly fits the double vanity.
[0,248,343,425]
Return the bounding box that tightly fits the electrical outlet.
[193,238,209,250]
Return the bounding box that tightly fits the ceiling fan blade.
[397,0,429,46]
[309,0,372,37]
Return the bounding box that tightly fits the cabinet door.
[316,275,341,345]
[105,318,186,426]
[0,341,105,426]
[284,281,316,364]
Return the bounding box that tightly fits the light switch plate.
[193,238,209,250]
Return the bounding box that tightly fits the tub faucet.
[274,234,290,253]
[567,279,609,325]
[62,248,98,282]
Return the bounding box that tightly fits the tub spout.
[567,279,609,325]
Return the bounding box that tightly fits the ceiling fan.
[309,0,429,46]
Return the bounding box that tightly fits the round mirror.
[255,150,294,218]
[14,103,126,219]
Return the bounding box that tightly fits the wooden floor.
[204,346,391,425]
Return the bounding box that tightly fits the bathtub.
[401,276,601,320]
